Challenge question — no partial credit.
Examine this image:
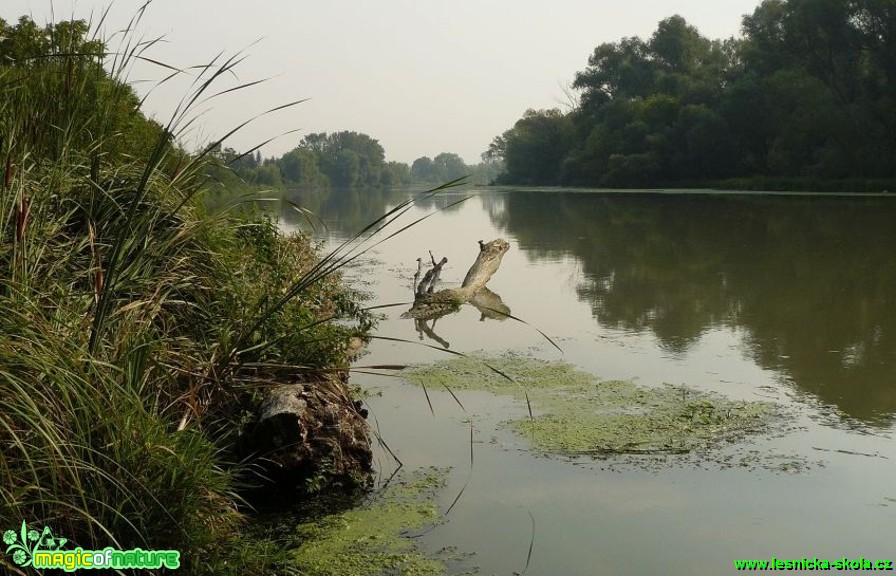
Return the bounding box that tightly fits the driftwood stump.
[404,238,510,319]
[247,373,372,493]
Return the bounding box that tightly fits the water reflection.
[491,191,896,425]
[279,186,405,234]
[275,187,896,425]
[276,186,896,575]
[279,186,467,235]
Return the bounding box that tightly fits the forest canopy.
[489,0,896,190]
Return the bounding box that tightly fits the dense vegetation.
[1,14,372,575]
[490,0,896,190]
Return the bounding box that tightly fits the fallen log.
[403,238,510,320]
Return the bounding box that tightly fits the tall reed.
[0,10,372,574]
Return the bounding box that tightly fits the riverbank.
[0,169,375,574]
[0,16,378,575]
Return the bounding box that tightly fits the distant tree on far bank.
[411,151,503,185]
[218,137,503,192]
[411,152,466,182]
[217,130,414,190]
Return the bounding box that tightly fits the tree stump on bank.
[403,238,510,320]
[248,372,372,494]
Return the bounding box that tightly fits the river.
[279,186,896,575]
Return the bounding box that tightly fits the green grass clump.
[0,12,371,575]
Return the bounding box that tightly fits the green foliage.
[493,109,575,185]
[491,1,896,189]
[0,12,372,576]
[0,16,169,169]
[410,152,468,183]
[280,147,327,187]
[221,136,491,192]
[218,130,419,192]
[219,216,372,370]
[380,160,413,186]
[296,131,385,187]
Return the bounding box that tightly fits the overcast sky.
[3,1,761,164]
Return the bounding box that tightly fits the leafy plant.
[0,9,385,575]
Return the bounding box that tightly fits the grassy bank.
[0,14,372,575]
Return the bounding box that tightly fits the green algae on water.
[290,469,449,576]
[404,354,776,455]
[510,379,773,454]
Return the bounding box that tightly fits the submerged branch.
[416,256,448,297]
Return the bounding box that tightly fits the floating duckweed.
[290,469,449,576]
[405,355,775,455]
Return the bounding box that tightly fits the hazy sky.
[3,1,761,164]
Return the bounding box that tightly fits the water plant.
[404,354,776,456]
[289,469,449,576]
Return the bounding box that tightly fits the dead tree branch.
[403,238,510,319]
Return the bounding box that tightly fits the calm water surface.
[280,187,896,575]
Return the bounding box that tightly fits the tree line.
[488,0,896,190]
[220,135,502,190]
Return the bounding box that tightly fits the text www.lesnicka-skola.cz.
[734,557,894,571]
